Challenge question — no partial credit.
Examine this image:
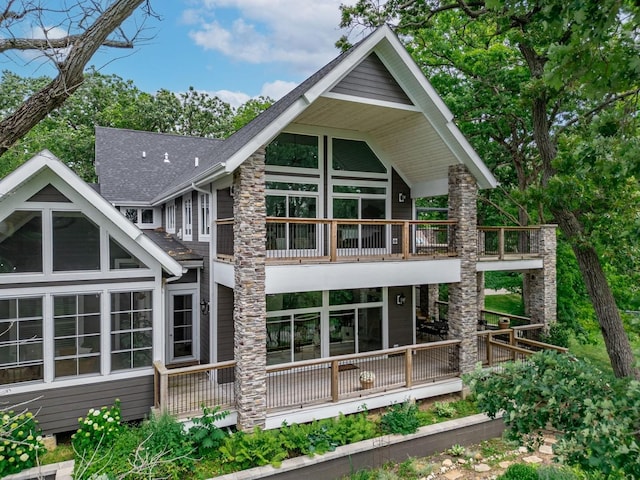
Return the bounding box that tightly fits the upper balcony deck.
[216,218,545,265]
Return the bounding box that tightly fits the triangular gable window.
[109,237,148,269]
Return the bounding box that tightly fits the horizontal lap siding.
[2,375,154,434]
[331,53,413,105]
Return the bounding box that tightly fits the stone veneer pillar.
[447,165,478,374]
[526,225,557,327]
[233,147,267,431]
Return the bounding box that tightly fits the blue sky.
[3,0,359,107]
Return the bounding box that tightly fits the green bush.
[72,399,123,455]
[278,420,337,456]
[188,405,229,458]
[324,410,378,445]
[0,409,46,477]
[220,427,287,470]
[380,400,420,435]
[433,401,457,418]
[498,463,539,480]
[138,412,194,478]
[465,351,640,478]
[73,426,140,479]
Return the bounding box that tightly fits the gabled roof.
[0,150,184,277]
[95,127,223,204]
[97,25,497,202]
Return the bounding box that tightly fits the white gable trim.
[0,150,183,277]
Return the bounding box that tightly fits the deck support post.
[233,147,268,431]
[525,225,557,331]
[447,165,478,374]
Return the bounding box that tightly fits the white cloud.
[19,25,70,63]
[260,80,297,100]
[212,89,251,108]
[187,0,353,76]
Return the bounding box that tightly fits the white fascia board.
[265,259,460,294]
[151,164,227,206]
[477,259,543,272]
[321,91,421,112]
[222,98,312,174]
[212,261,234,289]
[412,178,449,198]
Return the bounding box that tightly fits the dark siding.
[3,376,154,434]
[27,184,71,203]
[331,53,413,105]
[216,188,234,256]
[171,269,197,284]
[217,285,234,361]
[388,285,413,347]
[392,168,412,254]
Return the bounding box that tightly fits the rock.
[458,458,467,464]
[544,436,558,444]
[523,455,544,464]
[539,444,554,455]
[474,463,491,472]
[498,461,512,469]
[518,446,529,453]
[475,452,483,460]
[443,471,464,480]
[442,459,454,467]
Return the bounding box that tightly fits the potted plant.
[498,317,510,330]
[359,370,375,389]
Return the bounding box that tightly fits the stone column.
[527,225,557,327]
[233,147,267,431]
[447,165,478,374]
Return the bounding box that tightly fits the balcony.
[216,219,545,265]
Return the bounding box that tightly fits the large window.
[266,133,318,169]
[122,208,156,227]
[166,202,176,233]
[111,291,153,371]
[329,288,383,356]
[109,237,148,269]
[52,211,100,271]
[0,211,43,273]
[0,297,43,385]
[53,294,101,378]
[332,138,386,173]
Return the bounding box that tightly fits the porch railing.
[215,218,457,262]
[477,226,541,258]
[154,360,236,417]
[476,329,567,367]
[154,341,460,416]
[265,340,460,411]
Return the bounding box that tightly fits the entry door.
[168,292,197,363]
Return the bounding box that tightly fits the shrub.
[220,427,287,470]
[0,408,46,477]
[433,401,457,418]
[73,426,140,479]
[278,420,337,456]
[188,405,229,458]
[138,412,194,478]
[380,400,420,435]
[324,410,378,445]
[72,399,123,455]
[498,463,539,480]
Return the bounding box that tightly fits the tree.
[0,0,154,158]
[340,0,640,379]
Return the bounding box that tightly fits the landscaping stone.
[458,458,467,464]
[518,446,529,453]
[523,455,544,464]
[442,459,454,467]
[474,463,491,472]
[443,471,464,480]
[498,461,512,469]
[539,444,554,455]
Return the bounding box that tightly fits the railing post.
[330,221,338,262]
[331,360,339,402]
[402,221,410,258]
[498,228,505,260]
[153,361,170,414]
[405,347,413,388]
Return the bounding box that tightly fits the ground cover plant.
[0,407,46,477]
[44,396,478,479]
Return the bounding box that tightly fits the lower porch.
[153,327,566,423]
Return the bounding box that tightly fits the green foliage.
[465,351,640,478]
[73,426,140,480]
[0,408,46,476]
[137,412,194,477]
[219,428,287,470]
[446,444,465,457]
[71,399,123,455]
[380,400,421,435]
[324,410,379,445]
[188,405,229,459]
[540,322,570,348]
[278,420,338,457]
[433,401,456,418]
[536,465,583,480]
[498,463,538,480]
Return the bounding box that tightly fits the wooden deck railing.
[476,329,568,367]
[215,218,457,262]
[477,226,541,259]
[154,341,460,416]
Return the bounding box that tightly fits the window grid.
[183,197,193,239]
[199,193,210,237]
[0,297,43,384]
[53,294,101,378]
[110,291,153,371]
[166,202,176,233]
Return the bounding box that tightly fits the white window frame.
[182,194,193,241]
[119,207,161,229]
[198,193,211,241]
[166,201,176,234]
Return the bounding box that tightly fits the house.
[0,26,556,435]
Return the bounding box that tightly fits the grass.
[39,443,74,464]
[484,293,525,316]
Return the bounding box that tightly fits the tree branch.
[0,35,134,52]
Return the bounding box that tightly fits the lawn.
[484,293,525,316]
